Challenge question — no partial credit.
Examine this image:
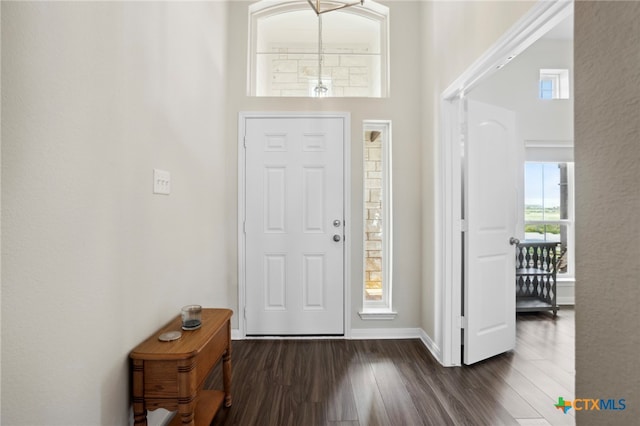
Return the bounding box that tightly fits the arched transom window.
[248,1,389,97]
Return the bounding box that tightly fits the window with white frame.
[539,68,570,100]
[524,161,574,277]
[360,121,395,318]
[248,1,389,98]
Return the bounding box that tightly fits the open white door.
[464,99,517,365]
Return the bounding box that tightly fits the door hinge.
[243,136,247,148]
[243,307,247,320]
[243,221,246,234]
[460,316,467,329]
[460,219,468,232]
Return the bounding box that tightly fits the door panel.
[302,254,325,309]
[264,254,286,309]
[264,167,286,233]
[464,100,517,364]
[303,167,325,232]
[245,117,344,335]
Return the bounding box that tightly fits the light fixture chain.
[318,14,323,86]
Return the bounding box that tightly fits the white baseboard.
[349,327,422,339]
[234,328,425,341]
[557,280,574,306]
[557,297,575,306]
[418,328,442,364]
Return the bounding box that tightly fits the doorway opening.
[438,0,575,366]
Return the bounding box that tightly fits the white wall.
[575,1,640,423]
[469,39,573,142]
[225,1,424,330]
[1,2,229,424]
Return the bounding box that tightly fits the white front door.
[244,116,345,335]
[464,99,517,364]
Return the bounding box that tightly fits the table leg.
[132,403,147,426]
[174,404,195,426]
[132,360,148,425]
[223,348,232,407]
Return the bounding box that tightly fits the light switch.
[153,169,171,195]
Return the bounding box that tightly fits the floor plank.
[348,358,393,426]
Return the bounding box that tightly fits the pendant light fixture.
[308,0,365,97]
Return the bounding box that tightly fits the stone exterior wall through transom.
[260,44,376,97]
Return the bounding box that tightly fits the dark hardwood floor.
[205,309,574,426]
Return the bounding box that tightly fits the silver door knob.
[333,234,341,242]
[509,237,520,245]
[333,219,342,227]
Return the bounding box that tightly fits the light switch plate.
[153,169,171,195]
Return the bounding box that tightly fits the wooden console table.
[130,308,233,426]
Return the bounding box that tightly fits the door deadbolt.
[333,219,341,227]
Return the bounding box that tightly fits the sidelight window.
[360,121,395,318]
